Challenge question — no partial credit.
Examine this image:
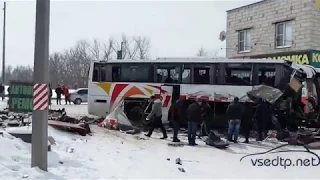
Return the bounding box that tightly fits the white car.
[69,88,88,105]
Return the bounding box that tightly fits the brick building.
[226,0,320,68]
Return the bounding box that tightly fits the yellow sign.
[317,0,320,10]
[263,54,310,65]
[312,52,320,63]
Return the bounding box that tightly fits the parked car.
[69,88,88,105]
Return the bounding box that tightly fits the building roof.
[226,0,269,13]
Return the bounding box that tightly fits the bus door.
[163,84,181,103]
[160,85,173,122]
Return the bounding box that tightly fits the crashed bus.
[87,57,320,128]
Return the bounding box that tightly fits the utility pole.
[31,0,50,171]
[121,41,124,59]
[2,1,6,100]
[117,42,123,59]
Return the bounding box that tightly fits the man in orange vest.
[63,85,70,105]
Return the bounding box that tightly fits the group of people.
[50,84,71,105]
[144,95,272,146]
[226,97,272,143]
[144,96,213,146]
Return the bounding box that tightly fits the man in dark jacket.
[226,97,243,143]
[242,100,254,143]
[199,100,213,138]
[187,98,202,146]
[0,84,4,101]
[168,100,182,142]
[55,85,63,105]
[145,96,167,139]
[255,98,272,141]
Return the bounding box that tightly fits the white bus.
[87,57,319,126]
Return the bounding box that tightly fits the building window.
[238,30,251,52]
[276,22,292,48]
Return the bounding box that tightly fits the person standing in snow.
[55,85,63,105]
[168,100,182,142]
[0,84,4,101]
[145,96,168,139]
[255,98,272,141]
[199,100,213,138]
[63,85,71,105]
[226,97,243,143]
[187,98,202,146]
[241,100,254,143]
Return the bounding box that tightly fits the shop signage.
[249,50,320,68]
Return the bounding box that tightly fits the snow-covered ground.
[0,101,319,179]
[50,102,89,118]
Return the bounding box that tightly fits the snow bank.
[1,125,320,179]
[0,131,61,179]
[0,100,320,179]
[5,126,32,134]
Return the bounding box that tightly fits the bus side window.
[157,68,168,83]
[156,66,180,83]
[120,64,152,82]
[100,65,106,82]
[194,66,210,84]
[182,66,191,84]
[112,66,120,82]
[224,63,252,85]
[92,64,100,82]
[258,65,276,87]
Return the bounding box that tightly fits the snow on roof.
[94,58,286,64]
[226,0,268,13]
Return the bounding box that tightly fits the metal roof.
[94,58,286,64]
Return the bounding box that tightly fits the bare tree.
[49,52,65,87]
[102,37,114,60]
[88,38,101,60]
[134,36,150,59]
[10,66,33,82]
[112,34,140,59]
[2,34,152,88]
[197,47,208,57]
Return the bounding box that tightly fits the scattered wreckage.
[0,108,103,137]
[244,63,320,148]
[47,108,99,136]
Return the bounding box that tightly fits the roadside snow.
[5,126,32,134]
[0,126,319,179]
[0,101,319,179]
[50,103,93,118]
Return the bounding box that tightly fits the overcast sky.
[1,0,260,67]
